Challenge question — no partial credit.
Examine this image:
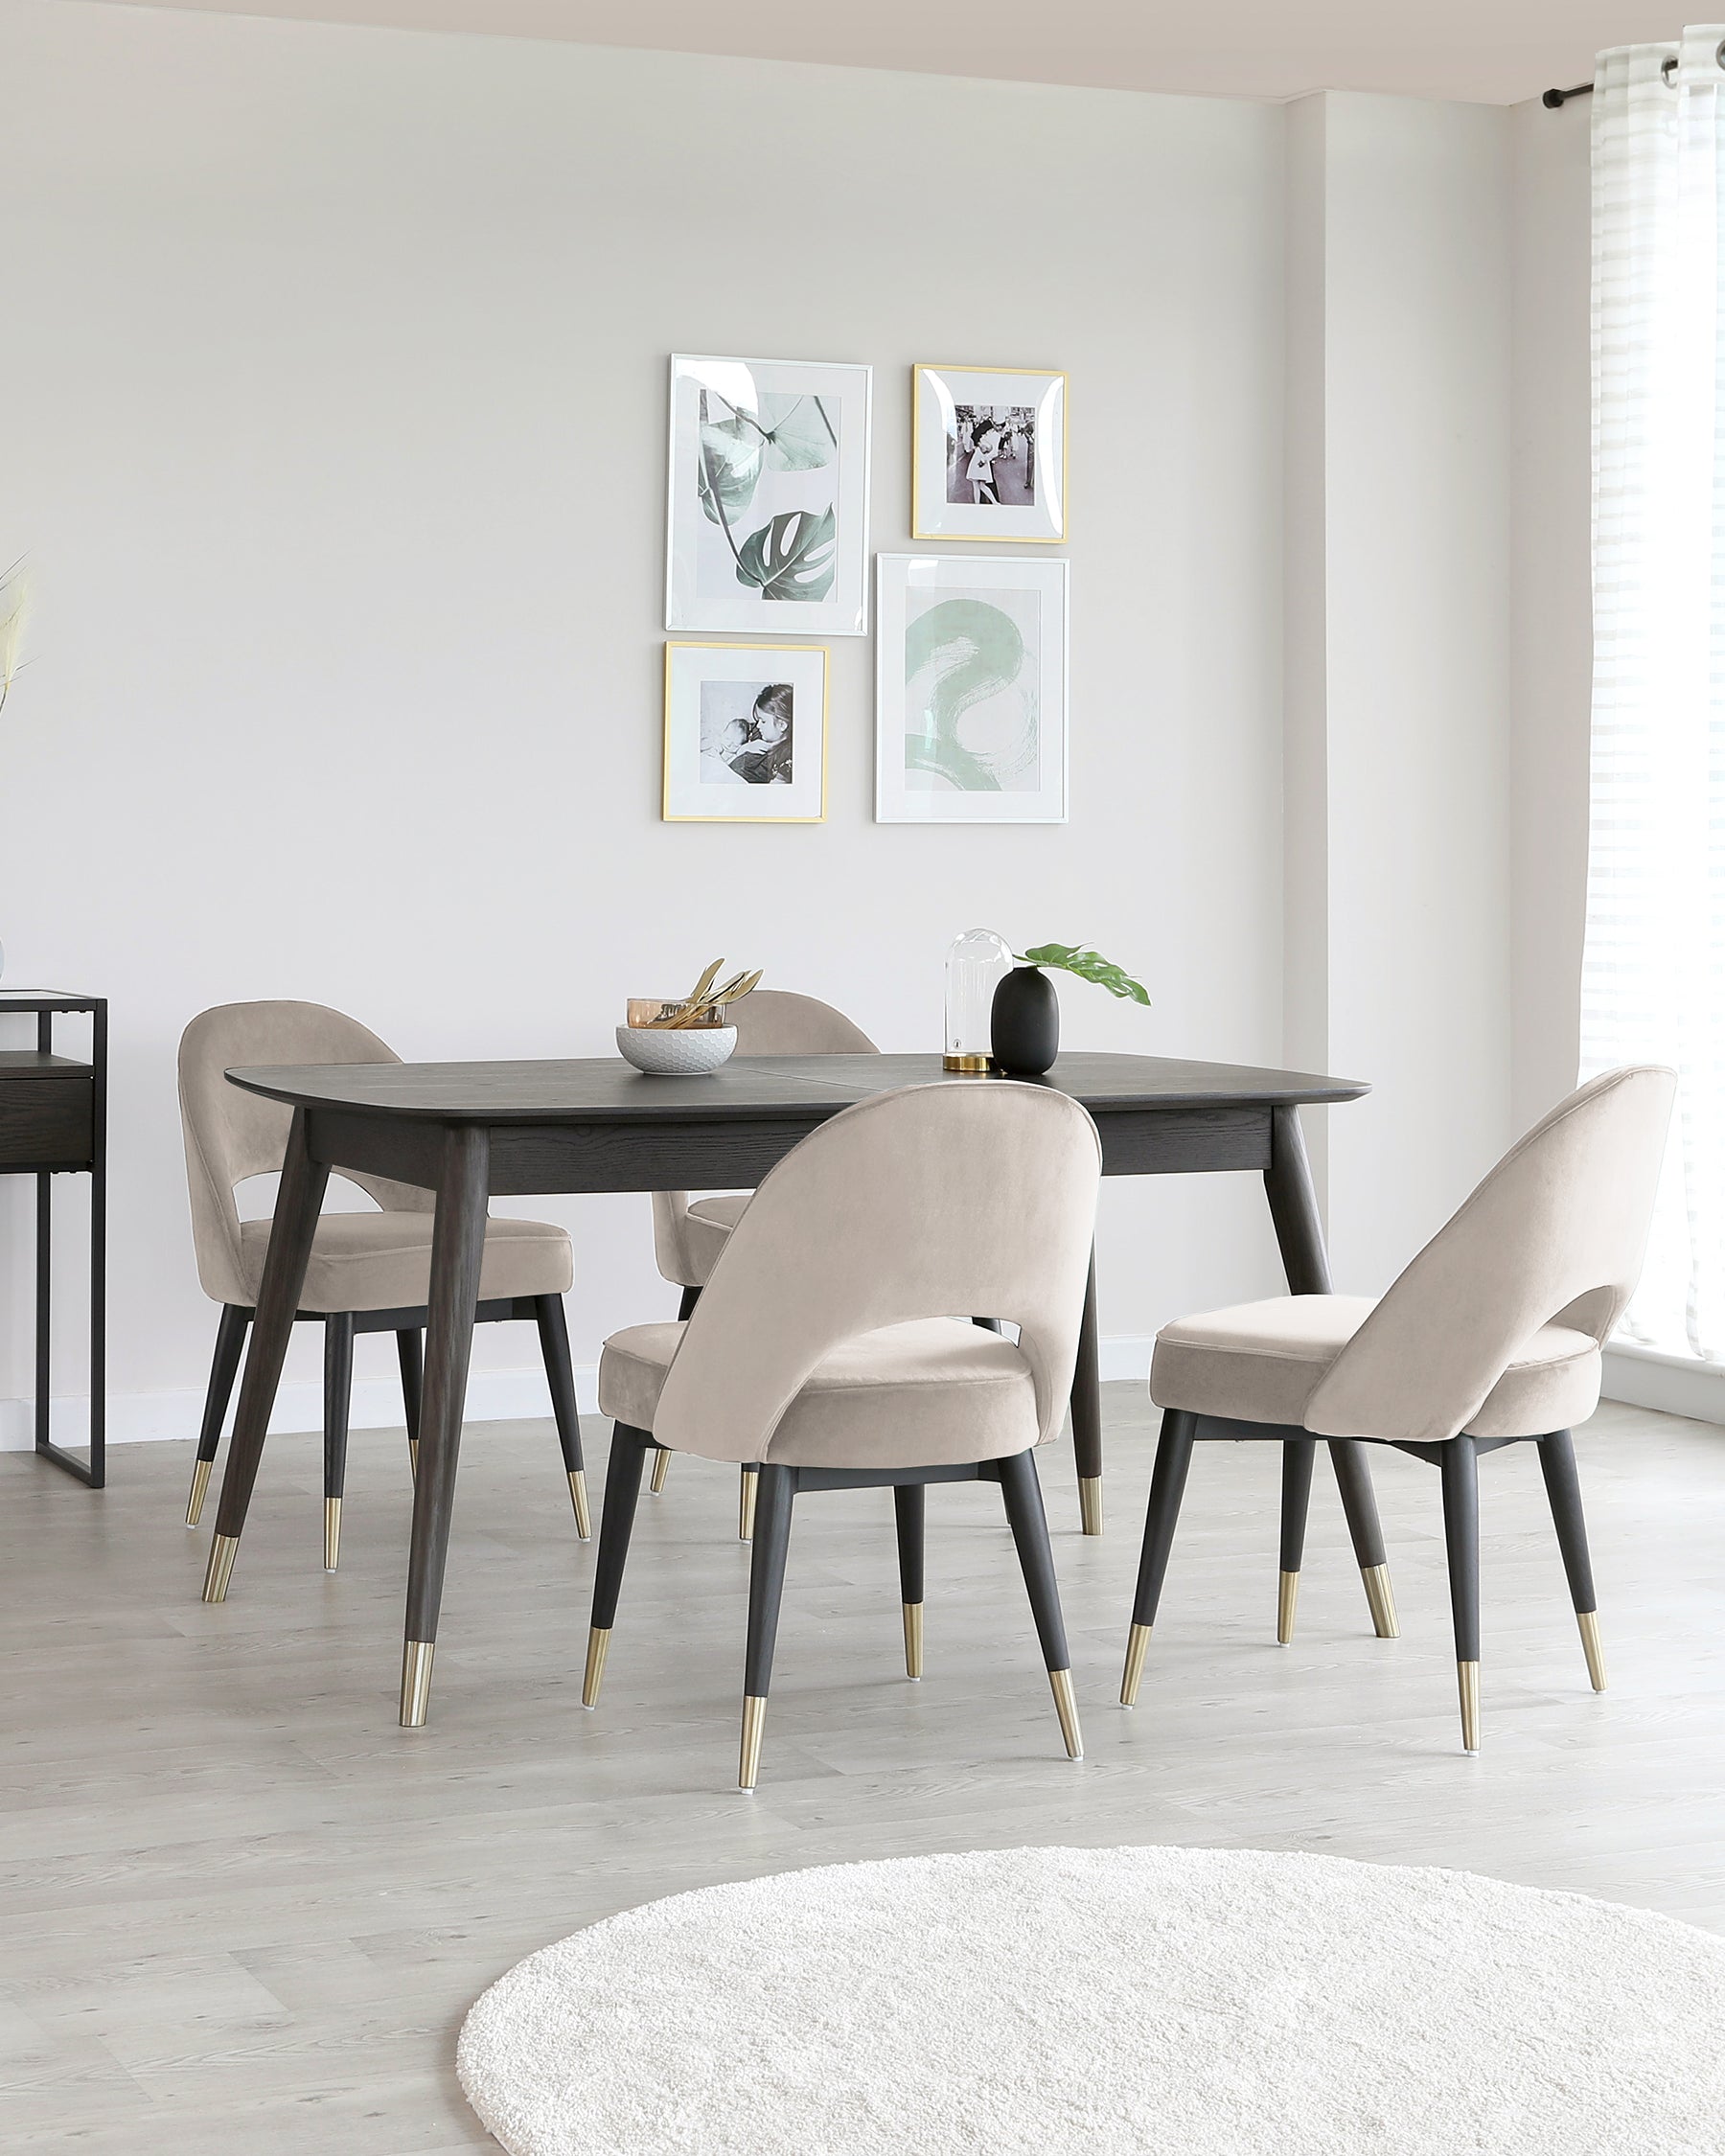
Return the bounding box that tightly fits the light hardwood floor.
[3,1391,1723,2151]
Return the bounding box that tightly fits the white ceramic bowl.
[616,1023,737,1076]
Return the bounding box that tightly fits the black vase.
[991,965,1060,1076]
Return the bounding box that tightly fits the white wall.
[1284,92,1515,1291]
[0,0,1293,1442]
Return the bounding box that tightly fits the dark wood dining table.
[199,1050,1369,1725]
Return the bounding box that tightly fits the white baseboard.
[1601,1343,1725,1427]
[0,1333,1164,1452]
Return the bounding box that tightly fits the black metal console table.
[0,990,106,1485]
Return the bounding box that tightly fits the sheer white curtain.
[1584,27,1725,1356]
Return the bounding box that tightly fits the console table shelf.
[0,993,106,1486]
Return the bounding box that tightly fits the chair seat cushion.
[238,1211,574,1313]
[1150,1295,1602,1439]
[683,1192,751,1282]
[599,1315,1040,1468]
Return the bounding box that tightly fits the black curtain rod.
[1543,80,1593,108]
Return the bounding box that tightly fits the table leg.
[400,1125,489,1728]
[203,1111,329,1601]
[88,998,107,1488]
[1070,1246,1103,1534]
[1262,1103,1396,1637]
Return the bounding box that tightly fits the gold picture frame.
[662,640,830,823]
[911,363,1068,543]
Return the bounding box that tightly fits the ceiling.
[105,0,1679,105]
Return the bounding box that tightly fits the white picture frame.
[666,354,872,635]
[911,364,1067,543]
[663,640,828,823]
[875,556,1069,825]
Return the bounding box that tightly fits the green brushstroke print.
[904,598,1036,791]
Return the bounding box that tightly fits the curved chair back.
[1304,1065,1676,1445]
[650,1081,1101,1463]
[652,990,879,1285]
[178,1000,432,1307]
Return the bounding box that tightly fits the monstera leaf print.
[698,415,763,525]
[735,507,837,603]
[753,394,836,472]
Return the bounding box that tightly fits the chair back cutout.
[178,1000,432,1308]
[1304,1065,1676,1444]
[649,1079,1101,1463]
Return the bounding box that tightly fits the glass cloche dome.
[944,928,1012,1071]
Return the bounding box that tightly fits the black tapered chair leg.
[534,1294,589,1539]
[653,1290,701,1496]
[1537,1429,1606,1691]
[997,1449,1082,1759]
[1120,1408,1197,1704]
[321,1313,356,1573]
[1328,1439,1399,1638]
[396,1329,423,1481]
[677,1285,702,1320]
[185,1304,249,1527]
[583,1425,651,1707]
[1276,1436,1318,1644]
[740,1464,796,1788]
[1439,1435,1482,1752]
[894,1483,926,1678]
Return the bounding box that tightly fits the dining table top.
[224,1049,1370,1125]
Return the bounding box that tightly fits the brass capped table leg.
[1049,1668,1083,1758]
[1362,1562,1400,1640]
[185,1456,213,1528]
[202,1534,239,1604]
[739,1694,767,1789]
[582,1626,610,1709]
[400,1640,436,1728]
[1457,1660,1481,1754]
[1078,1477,1103,1537]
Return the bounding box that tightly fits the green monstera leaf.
[698,416,763,525]
[753,393,836,472]
[735,506,837,602]
[1017,943,1151,1005]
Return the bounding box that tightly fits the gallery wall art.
[666,355,872,636]
[911,364,1067,544]
[662,639,829,823]
[874,555,1069,825]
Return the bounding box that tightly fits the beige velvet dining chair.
[178,1001,588,1570]
[1119,1066,1676,1752]
[585,1079,1102,1789]
[648,988,878,1530]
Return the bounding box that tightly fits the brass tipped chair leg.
[650,1447,670,1496]
[1577,1610,1607,1691]
[1276,1569,1300,1646]
[1049,1668,1083,1758]
[408,1437,419,1480]
[739,1466,758,1541]
[739,1694,767,1790]
[185,1456,213,1528]
[400,1640,435,1728]
[1078,1476,1103,1537]
[1457,1660,1480,1753]
[1362,1562,1400,1640]
[567,1468,591,1541]
[323,1496,342,1572]
[202,1533,239,1603]
[903,1601,924,1680]
[1119,1621,1151,1706]
[582,1626,610,1709]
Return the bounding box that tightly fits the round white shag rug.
[458,1845,1725,2156]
